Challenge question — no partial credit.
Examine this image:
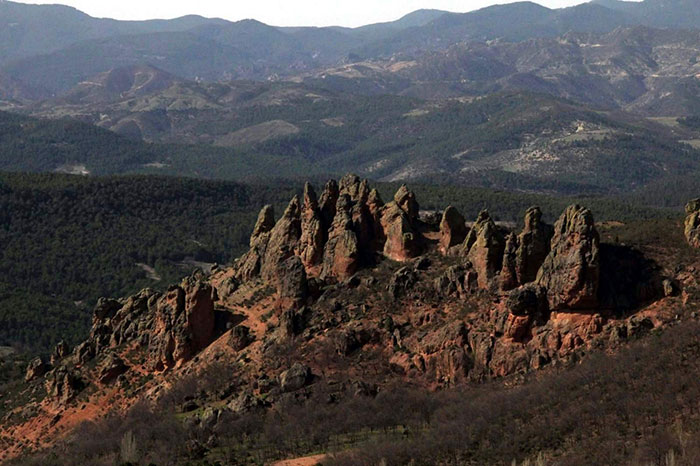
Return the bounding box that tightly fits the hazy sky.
[17,0,602,27]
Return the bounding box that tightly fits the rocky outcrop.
[50,340,70,366]
[500,233,519,291]
[388,266,418,299]
[684,198,700,248]
[439,206,467,255]
[461,210,505,289]
[321,195,360,281]
[515,207,553,285]
[98,355,129,385]
[501,207,553,291]
[45,366,82,404]
[236,205,275,281]
[503,284,549,342]
[380,186,422,262]
[318,179,339,229]
[228,325,254,351]
[25,357,48,382]
[434,265,478,297]
[279,362,312,392]
[536,205,600,310]
[393,184,419,221]
[260,196,302,281]
[276,256,308,302]
[297,183,325,272]
[150,274,217,370]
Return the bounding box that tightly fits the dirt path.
[271,453,327,466]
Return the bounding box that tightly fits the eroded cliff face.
[7,175,689,462]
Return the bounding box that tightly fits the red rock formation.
[439,205,467,255]
[260,196,302,280]
[393,184,419,221]
[236,205,275,280]
[461,210,505,289]
[516,207,553,284]
[321,194,360,280]
[501,233,519,291]
[319,179,339,230]
[684,198,700,248]
[150,274,216,370]
[379,185,422,262]
[536,205,600,310]
[298,183,325,273]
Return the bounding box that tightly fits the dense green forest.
[0,171,683,355]
[0,173,300,354]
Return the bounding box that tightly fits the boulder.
[50,340,70,366]
[98,355,129,385]
[275,255,308,302]
[228,325,254,351]
[536,205,600,310]
[684,198,700,248]
[25,357,48,382]
[279,362,312,392]
[438,206,467,255]
[387,266,419,299]
[45,366,82,404]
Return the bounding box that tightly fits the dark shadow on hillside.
[599,243,664,317]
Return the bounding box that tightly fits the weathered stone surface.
[434,265,478,297]
[98,355,129,385]
[380,189,421,262]
[279,362,312,392]
[45,366,82,404]
[261,196,302,281]
[462,210,505,289]
[393,184,419,221]
[50,340,70,366]
[25,357,48,382]
[516,207,553,285]
[228,325,254,351]
[318,179,339,230]
[684,198,700,248]
[536,205,600,310]
[276,255,308,302]
[321,194,360,281]
[387,266,418,299]
[439,206,467,255]
[339,173,368,203]
[250,204,275,247]
[501,233,519,291]
[236,205,275,280]
[150,274,216,370]
[503,284,549,342]
[298,183,325,272]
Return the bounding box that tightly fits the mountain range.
[1,0,699,96]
